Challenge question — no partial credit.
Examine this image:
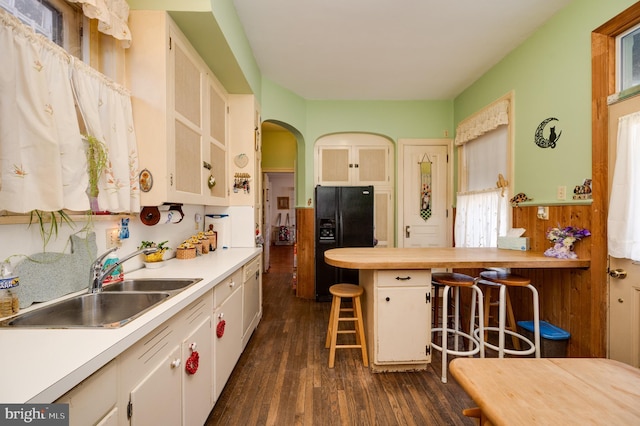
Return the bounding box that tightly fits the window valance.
[67,0,131,47]
[455,99,509,146]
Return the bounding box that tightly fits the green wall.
[454,0,637,204]
[260,83,453,203]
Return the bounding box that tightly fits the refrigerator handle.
[405,226,410,238]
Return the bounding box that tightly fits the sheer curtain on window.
[454,98,511,247]
[0,9,88,213]
[608,110,640,261]
[71,58,140,213]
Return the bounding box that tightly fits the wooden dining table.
[449,357,640,425]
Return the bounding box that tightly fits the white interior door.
[608,95,640,367]
[399,141,451,248]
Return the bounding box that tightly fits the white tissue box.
[497,237,530,251]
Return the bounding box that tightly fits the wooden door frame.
[591,3,640,356]
[397,138,453,248]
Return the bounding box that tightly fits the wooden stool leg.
[353,295,368,366]
[328,295,342,368]
[483,286,492,341]
[504,290,520,350]
[325,295,336,348]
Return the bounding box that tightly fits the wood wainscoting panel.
[456,204,599,357]
[295,208,315,299]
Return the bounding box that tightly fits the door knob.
[609,269,628,279]
[405,226,410,238]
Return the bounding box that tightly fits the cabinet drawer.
[214,269,242,308]
[376,270,430,287]
[243,255,261,282]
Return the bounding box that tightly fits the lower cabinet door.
[182,316,213,426]
[129,345,182,426]
[376,286,429,363]
[214,286,243,399]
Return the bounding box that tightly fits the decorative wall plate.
[139,169,153,192]
[234,153,249,168]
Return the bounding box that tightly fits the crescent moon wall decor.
[534,117,562,148]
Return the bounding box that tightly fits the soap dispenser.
[101,251,124,285]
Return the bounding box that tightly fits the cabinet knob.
[385,297,390,302]
[229,280,235,288]
[170,358,181,369]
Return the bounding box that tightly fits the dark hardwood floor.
[206,245,475,425]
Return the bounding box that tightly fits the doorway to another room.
[261,121,298,275]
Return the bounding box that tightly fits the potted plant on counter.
[138,240,170,264]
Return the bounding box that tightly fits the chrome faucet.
[88,247,159,293]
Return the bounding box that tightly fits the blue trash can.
[517,320,570,357]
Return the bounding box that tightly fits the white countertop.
[0,247,261,403]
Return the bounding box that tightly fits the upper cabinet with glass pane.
[125,10,228,206]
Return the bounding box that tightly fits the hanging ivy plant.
[28,209,75,249]
[84,134,108,199]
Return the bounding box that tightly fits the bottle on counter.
[0,261,19,317]
[102,252,124,285]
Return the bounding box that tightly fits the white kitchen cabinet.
[315,139,391,187]
[126,10,228,206]
[181,315,213,426]
[118,290,213,425]
[242,255,262,348]
[360,269,431,371]
[55,360,117,426]
[213,269,244,400]
[128,345,182,426]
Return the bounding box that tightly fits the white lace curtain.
[455,96,511,247]
[454,188,509,248]
[608,111,640,261]
[67,0,131,47]
[455,99,509,146]
[0,8,139,214]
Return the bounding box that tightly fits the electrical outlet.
[537,206,549,220]
[106,228,120,249]
[557,185,566,200]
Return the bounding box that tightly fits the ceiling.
[232,0,573,101]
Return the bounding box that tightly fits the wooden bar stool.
[430,273,484,383]
[325,284,368,368]
[476,270,540,358]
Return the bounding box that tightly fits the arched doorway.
[261,121,300,273]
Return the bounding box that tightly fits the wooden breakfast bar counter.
[324,248,589,372]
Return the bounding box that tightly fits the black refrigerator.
[315,185,375,301]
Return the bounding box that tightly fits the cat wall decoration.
[534,117,562,148]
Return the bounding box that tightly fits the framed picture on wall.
[277,197,289,210]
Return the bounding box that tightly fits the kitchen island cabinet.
[362,270,431,371]
[325,247,589,371]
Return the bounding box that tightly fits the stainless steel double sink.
[0,278,202,329]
